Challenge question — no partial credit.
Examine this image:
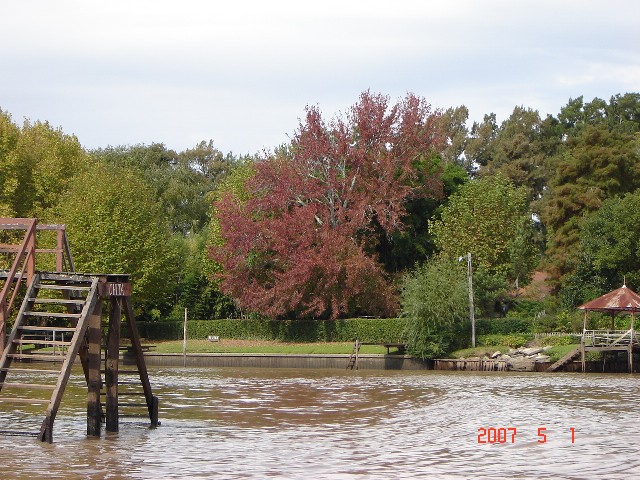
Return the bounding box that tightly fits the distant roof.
[578,285,640,313]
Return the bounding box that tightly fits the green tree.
[0,110,20,217]
[93,141,234,235]
[401,255,469,358]
[437,105,470,167]
[478,106,562,202]
[541,124,640,283]
[560,191,640,307]
[429,174,537,280]
[0,112,91,218]
[51,163,179,316]
[173,230,237,319]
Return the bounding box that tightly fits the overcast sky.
[1,1,638,155]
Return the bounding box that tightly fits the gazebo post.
[631,310,636,373]
[581,310,587,373]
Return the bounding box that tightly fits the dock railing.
[0,218,75,350]
[582,329,637,347]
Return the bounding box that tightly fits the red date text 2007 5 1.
[477,427,575,444]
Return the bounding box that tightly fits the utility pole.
[467,252,475,348]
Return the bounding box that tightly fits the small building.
[578,284,640,373]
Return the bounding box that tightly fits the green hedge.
[137,318,407,343]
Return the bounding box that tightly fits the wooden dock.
[433,358,508,371]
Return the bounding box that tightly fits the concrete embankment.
[133,353,617,372]
[134,353,431,370]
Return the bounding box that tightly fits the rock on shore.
[467,346,553,372]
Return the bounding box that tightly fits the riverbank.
[135,352,430,370]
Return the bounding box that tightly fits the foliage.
[93,141,235,235]
[137,317,406,343]
[171,230,237,320]
[531,309,582,333]
[430,174,537,279]
[51,163,179,316]
[541,96,640,284]
[429,174,538,316]
[401,255,469,358]
[560,191,640,307]
[376,159,469,272]
[211,91,444,319]
[0,110,91,218]
[436,105,471,168]
[478,106,562,202]
[507,299,546,319]
[536,335,575,346]
[476,334,531,348]
[475,317,533,335]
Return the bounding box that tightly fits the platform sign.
[98,282,132,297]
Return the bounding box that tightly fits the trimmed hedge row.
[137,318,407,343]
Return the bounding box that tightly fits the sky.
[1,0,639,156]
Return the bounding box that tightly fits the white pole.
[182,307,187,367]
[467,253,475,348]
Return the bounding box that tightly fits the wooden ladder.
[546,346,581,372]
[0,272,100,442]
[346,340,361,370]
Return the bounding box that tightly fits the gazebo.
[578,284,640,373]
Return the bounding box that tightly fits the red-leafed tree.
[211,91,444,319]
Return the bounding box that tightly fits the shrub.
[477,334,531,348]
[475,317,532,335]
[537,335,576,346]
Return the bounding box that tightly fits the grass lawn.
[151,339,393,355]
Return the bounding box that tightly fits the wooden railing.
[582,329,638,347]
[0,218,75,350]
[0,219,37,350]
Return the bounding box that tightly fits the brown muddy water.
[1,367,640,479]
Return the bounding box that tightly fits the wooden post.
[467,253,475,348]
[56,228,64,272]
[355,339,360,370]
[105,297,121,432]
[123,297,158,427]
[87,299,103,437]
[182,308,187,367]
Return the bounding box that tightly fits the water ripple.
[1,368,639,479]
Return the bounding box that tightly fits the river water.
[1,367,640,479]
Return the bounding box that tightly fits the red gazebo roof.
[578,285,640,314]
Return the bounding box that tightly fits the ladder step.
[19,326,77,333]
[0,382,55,390]
[117,402,149,407]
[13,339,72,347]
[24,311,82,319]
[0,367,61,374]
[35,284,91,291]
[0,429,39,437]
[8,353,67,361]
[100,391,146,396]
[0,397,50,405]
[102,370,140,375]
[30,298,85,305]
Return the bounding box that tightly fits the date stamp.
[477,427,575,444]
